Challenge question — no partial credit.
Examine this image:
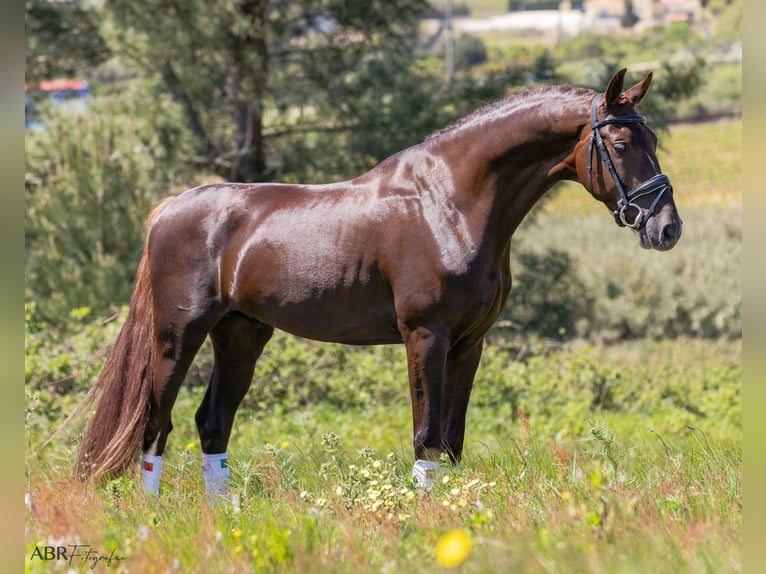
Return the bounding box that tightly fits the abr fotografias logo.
[29,544,127,569]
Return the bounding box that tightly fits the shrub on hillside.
[505,206,741,341]
[25,82,192,323]
[503,248,594,339]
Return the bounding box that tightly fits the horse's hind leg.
[141,312,218,494]
[195,313,274,497]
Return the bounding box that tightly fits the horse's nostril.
[661,222,678,243]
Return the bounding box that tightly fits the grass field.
[24,339,742,573]
[24,119,741,573]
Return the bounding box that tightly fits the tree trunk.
[227,0,269,182]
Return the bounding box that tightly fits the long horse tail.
[74,197,173,482]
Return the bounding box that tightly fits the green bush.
[502,248,594,339]
[26,302,740,450]
[506,205,741,341]
[25,81,192,322]
[470,340,741,440]
[455,34,488,69]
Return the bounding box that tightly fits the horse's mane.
[425,83,596,142]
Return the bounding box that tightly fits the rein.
[586,94,672,229]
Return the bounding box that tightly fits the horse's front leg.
[402,324,449,488]
[441,337,484,464]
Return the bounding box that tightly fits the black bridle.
[587,94,672,229]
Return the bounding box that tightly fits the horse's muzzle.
[639,216,682,251]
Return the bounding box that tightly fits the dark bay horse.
[75,68,682,492]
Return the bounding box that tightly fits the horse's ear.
[604,68,627,107]
[623,71,653,106]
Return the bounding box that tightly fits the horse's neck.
[437,96,589,253]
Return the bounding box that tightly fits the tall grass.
[25,337,740,573]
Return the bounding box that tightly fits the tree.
[621,0,640,28]
[103,0,436,183]
[25,0,110,83]
[583,56,706,129]
[454,34,488,70]
[25,85,192,321]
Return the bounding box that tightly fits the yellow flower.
[185,441,196,450]
[435,529,473,568]
[280,440,290,449]
[562,491,572,501]
[231,528,242,539]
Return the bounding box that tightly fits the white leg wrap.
[142,454,163,495]
[202,452,230,498]
[412,459,442,489]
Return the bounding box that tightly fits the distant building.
[660,0,702,24]
[584,0,656,20]
[583,0,701,26]
[25,79,90,130]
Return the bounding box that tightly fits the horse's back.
[149,182,404,343]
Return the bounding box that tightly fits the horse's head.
[575,68,682,251]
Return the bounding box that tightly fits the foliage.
[504,45,559,82]
[24,7,741,569]
[620,0,639,28]
[504,248,594,339]
[454,34,489,69]
[505,204,741,342]
[25,108,741,566]
[25,307,741,446]
[101,0,434,182]
[25,0,110,83]
[25,335,740,573]
[581,55,707,129]
[557,22,705,66]
[553,18,727,123]
[25,82,192,322]
[707,0,741,47]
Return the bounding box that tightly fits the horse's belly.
[246,295,401,345]
[260,305,401,345]
[230,259,400,344]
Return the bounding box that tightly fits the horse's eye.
[613,142,628,156]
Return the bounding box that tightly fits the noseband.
[587,94,672,229]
